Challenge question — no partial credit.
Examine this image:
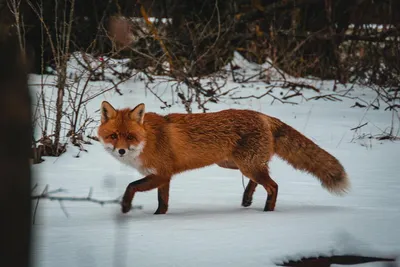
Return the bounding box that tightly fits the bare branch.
[231,88,298,105]
[31,186,143,223]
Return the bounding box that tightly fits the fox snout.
[117,147,135,157]
[102,142,128,157]
[111,145,142,157]
[118,148,126,156]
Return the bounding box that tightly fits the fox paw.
[154,207,168,215]
[263,200,275,212]
[241,197,253,207]
[121,202,132,213]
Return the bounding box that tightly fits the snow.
[29,53,400,267]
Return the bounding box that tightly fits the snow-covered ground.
[30,54,400,267]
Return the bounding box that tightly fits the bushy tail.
[269,117,350,194]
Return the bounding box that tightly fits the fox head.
[97,101,146,158]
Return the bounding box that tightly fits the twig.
[282,81,320,93]
[58,200,69,218]
[239,70,264,83]
[31,186,143,223]
[145,82,170,108]
[351,102,367,108]
[87,135,100,142]
[282,91,303,100]
[81,78,129,104]
[109,80,123,96]
[351,122,368,131]
[231,89,298,105]
[32,185,50,224]
[31,183,38,192]
[376,134,400,141]
[385,104,400,111]
[307,94,343,102]
[31,189,140,206]
[31,194,129,205]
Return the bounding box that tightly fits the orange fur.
[97,101,350,214]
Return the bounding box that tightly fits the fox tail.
[269,117,350,194]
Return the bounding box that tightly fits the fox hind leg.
[262,172,278,211]
[217,160,256,207]
[232,131,278,211]
[234,162,278,212]
[217,158,277,211]
[247,167,278,211]
[242,180,257,207]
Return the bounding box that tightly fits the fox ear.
[101,101,116,123]
[129,103,145,124]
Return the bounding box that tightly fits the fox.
[97,101,349,215]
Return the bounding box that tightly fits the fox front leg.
[154,182,170,215]
[121,174,171,213]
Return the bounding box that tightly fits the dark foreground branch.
[0,24,32,267]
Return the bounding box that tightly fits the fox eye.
[127,134,135,140]
[110,133,118,140]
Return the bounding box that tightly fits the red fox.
[98,101,349,215]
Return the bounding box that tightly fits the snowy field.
[30,54,400,267]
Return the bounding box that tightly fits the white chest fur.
[114,151,156,176]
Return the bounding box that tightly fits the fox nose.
[118,149,126,155]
